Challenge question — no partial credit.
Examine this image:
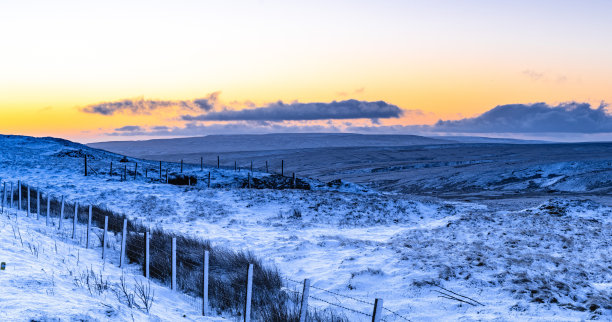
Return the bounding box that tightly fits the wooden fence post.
[120,218,127,267]
[208,172,211,188]
[171,237,177,290]
[134,163,138,180]
[217,156,220,169]
[145,168,148,178]
[372,298,383,322]
[18,180,21,211]
[72,202,78,239]
[110,161,113,176]
[84,156,88,176]
[102,216,108,260]
[234,161,237,172]
[36,189,40,220]
[180,160,183,173]
[59,196,65,231]
[165,169,168,183]
[46,195,50,226]
[1,182,5,214]
[244,263,254,322]
[299,279,310,322]
[202,250,209,316]
[10,182,13,209]
[124,165,127,181]
[27,185,30,215]
[250,161,253,172]
[292,173,296,188]
[86,205,92,249]
[145,230,150,279]
[159,161,162,180]
[281,160,284,176]
[247,173,251,189]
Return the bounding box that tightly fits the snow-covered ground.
[1,135,610,321]
[0,202,226,321]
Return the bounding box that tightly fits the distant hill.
[88,133,456,157]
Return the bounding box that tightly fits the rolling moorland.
[0,133,610,321]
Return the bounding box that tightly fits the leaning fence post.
[372,298,384,322]
[27,185,31,215]
[244,263,254,322]
[72,202,78,239]
[86,205,92,249]
[202,250,209,316]
[171,237,177,290]
[299,279,311,322]
[102,216,108,260]
[120,218,127,267]
[145,230,150,279]
[36,189,40,220]
[46,195,50,226]
[59,196,65,231]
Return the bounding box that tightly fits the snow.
[0,206,226,321]
[0,135,611,321]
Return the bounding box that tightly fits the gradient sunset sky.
[1,0,611,142]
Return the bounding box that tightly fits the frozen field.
[1,134,611,321]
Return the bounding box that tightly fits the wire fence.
[0,179,411,321]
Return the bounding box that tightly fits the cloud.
[115,125,143,132]
[181,99,405,122]
[522,69,544,81]
[81,92,221,115]
[192,91,221,111]
[107,122,340,137]
[433,102,612,133]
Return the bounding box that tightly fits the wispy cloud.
[181,99,406,122]
[115,125,143,132]
[107,122,340,136]
[81,92,221,115]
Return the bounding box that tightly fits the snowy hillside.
[90,135,612,196]
[0,134,610,321]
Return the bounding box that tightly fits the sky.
[1,0,611,143]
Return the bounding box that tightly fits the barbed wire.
[382,307,411,321]
[309,294,372,318]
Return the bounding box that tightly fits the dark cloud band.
[181,99,404,121]
[433,102,612,133]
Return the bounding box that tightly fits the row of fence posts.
[98,157,286,178]
[1,179,387,321]
[87,157,302,189]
